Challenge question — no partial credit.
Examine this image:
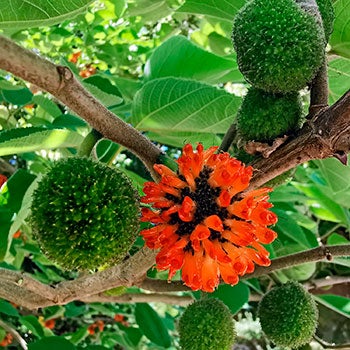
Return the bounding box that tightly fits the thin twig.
[0,319,27,350]
[314,334,350,349]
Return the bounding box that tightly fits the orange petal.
[190,224,210,251]
[254,225,278,244]
[178,196,196,222]
[154,164,176,177]
[224,220,255,245]
[140,207,164,223]
[217,189,232,207]
[201,254,220,292]
[204,215,223,232]
[202,239,231,263]
[219,262,239,286]
[182,251,203,291]
[250,202,278,225]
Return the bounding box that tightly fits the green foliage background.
[0,0,349,349]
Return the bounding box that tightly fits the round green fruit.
[232,0,325,93]
[178,298,236,350]
[316,0,335,41]
[237,87,303,143]
[30,157,140,271]
[258,281,318,349]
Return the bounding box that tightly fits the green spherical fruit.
[258,281,318,349]
[31,157,140,271]
[179,298,236,350]
[316,0,335,41]
[237,87,303,143]
[232,0,325,93]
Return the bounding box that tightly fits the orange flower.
[0,333,13,347]
[0,174,7,188]
[140,144,278,292]
[88,320,105,335]
[44,319,56,330]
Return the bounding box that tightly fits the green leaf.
[0,299,20,317]
[32,95,62,119]
[208,282,250,315]
[131,77,241,134]
[313,157,350,209]
[28,336,76,350]
[327,233,350,245]
[144,36,242,84]
[83,75,123,108]
[292,182,350,226]
[328,57,350,104]
[1,88,33,106]
[20,315,45,338]
[147,131,222,148]
[316,295,350,319]
[128,0,173,22]
[330,0,350,58]
[177,0,245,23]
[273,209,312,248]
[0,127,84,156]
[0,0,93,29]
[135,303,171,348]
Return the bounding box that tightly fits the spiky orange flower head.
[140,144,278,292]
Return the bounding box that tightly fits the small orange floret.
[0,333,13,347]
[140,143,278,292]
[44,319,56,330]
[0,174,7,187]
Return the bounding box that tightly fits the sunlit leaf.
[0,127,83,156]
[177,0,245,23]
[330,0,350,58]
[0,0,93,29]
[132,77,241,134]
[144,36,242,84]
[135,303,171,348]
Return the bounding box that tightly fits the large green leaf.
[328,57,350,104]
[144,36,242,84]
[28,336,76,350]
[135,303,171,348]
[131,77,241,134]
[128,0,173,22]
[0,170,35,260]
[314,158,350,208]
[0,127,83,156]
[208,282,250,315]
[316,295,350,319]
[330,0,350,58]
[177,0,245,23]
[0,0,93,29]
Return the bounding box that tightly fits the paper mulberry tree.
[0,0,349,349]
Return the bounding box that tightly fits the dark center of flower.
[165,166,229,245]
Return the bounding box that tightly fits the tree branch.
[0,35,161,179]
[248,89,350,190]
[138,244,350,292]
[80,292,193,306]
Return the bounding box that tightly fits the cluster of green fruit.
[232,0,334,150]
[30,157,140,271]
[178,282,318,349]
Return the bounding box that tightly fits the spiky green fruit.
[232,0,325,93]
[316,0,335,41]
[178,298,236,350]
[30,157,140,271]
[237,87,303,143]
[258,281,318,349]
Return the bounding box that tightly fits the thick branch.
[0,35,161,178]
[248,89,350,190]
[0,244,348,308]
